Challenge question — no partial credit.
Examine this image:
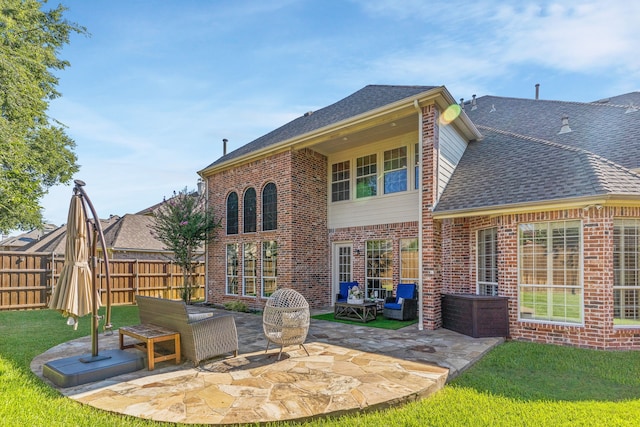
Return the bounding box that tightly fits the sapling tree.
[150,187,220,303]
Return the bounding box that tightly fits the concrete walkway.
[31,308,503,425]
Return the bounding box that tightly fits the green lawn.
[1,307,639,426]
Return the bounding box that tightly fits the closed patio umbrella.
[49,193,97,330]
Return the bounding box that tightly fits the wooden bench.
[119,324,181,370]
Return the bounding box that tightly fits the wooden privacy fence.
[0,251,205,310]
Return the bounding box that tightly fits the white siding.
[328,131,419,229]
[438,124,467,199]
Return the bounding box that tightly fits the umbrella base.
[43,349,145,388]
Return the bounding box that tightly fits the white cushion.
[398,297,404,305]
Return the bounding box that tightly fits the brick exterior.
[206,149,328,310]
[203,99,640,350]
[441,207,640,350]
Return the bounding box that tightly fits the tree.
[0,0,86,233]
[150,187,221,303]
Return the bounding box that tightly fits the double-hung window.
[356,154,377,198]
[613,219,640,326]
[331,161,350,202]
[243,242,257,297]
[477,228,498,296]
[518,220,582,324]
[226,243,239,295]
[383,147,407,194]
[262,241,277,297]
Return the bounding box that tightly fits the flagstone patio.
[31,308,503,424]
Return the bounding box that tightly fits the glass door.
[333,243,353,303]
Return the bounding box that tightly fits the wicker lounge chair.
[135,295,239,366]
[263,288,310,360]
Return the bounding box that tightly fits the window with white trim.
[477,228,498,296]
[613,219,640,326]
[366,240,393,299]
[356,154,377,198]
[331,161,350,202]
[518,220,582,324]
[400,238,419,284]
[226,243,239,295]
[262,241,277,297]
[383,146,407,194]
[414,143,420,190]
[243,242,257,297]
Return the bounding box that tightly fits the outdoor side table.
[119,324,181,370]
[334,302,377,323]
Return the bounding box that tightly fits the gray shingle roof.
[201,85,436,170]
[435,94,640,214]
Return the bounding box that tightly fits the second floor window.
[331,161,350,202]
[383,147,407,194]
[243,187,256,233]
[356,154,377,198]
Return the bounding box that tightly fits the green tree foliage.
[0,0,86,233]
[150,187,221,303]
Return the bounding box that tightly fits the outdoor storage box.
[441,293,509,338]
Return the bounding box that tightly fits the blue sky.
[37,0,640,229]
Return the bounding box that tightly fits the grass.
[1,307,639,426]
[311,312,418,329]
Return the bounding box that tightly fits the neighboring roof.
[200,85,438,171]
[435,94,640,215]
[102,214,167,252]
[0,223,57,249]
[21,216,121,254]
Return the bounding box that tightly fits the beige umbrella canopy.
[49,193,98,330]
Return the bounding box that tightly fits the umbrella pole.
[75,180,112,363]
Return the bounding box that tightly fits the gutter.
[430,194,639,219]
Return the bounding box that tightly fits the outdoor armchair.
[383,283,418,321]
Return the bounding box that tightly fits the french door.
[332,243,353,303]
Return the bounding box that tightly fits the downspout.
[414,99,424,331]
[198,175,209,303]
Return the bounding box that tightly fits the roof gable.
[201,85,437,171]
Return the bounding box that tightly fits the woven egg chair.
[262,288,310,360]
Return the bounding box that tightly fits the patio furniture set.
[119,284,415,371]
[334,282,418,323]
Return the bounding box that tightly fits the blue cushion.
[396,284,416,301]
[338,282,359,300]
[384,303,402,310]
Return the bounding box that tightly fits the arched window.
[262,183,277,231]
[226,192,238,235]
[243,187,256,233]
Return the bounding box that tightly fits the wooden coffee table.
[119,324,181,370]
[334,302,377,323]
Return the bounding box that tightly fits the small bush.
[224,300,249,312]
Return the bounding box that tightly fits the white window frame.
[243,242,257,297]
[226,243,239,295]
[518,220,583,325]
[400,238,419,284]
[261,240,277,298]
[477,227,498,296]
[613,219,640,327]
[331,160,350,202]
[383,146,408,194]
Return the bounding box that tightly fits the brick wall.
[205,148,328,309]
[421,104,442,329]
[441,206,640,350]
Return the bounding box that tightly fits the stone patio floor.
[31,307,503,425]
